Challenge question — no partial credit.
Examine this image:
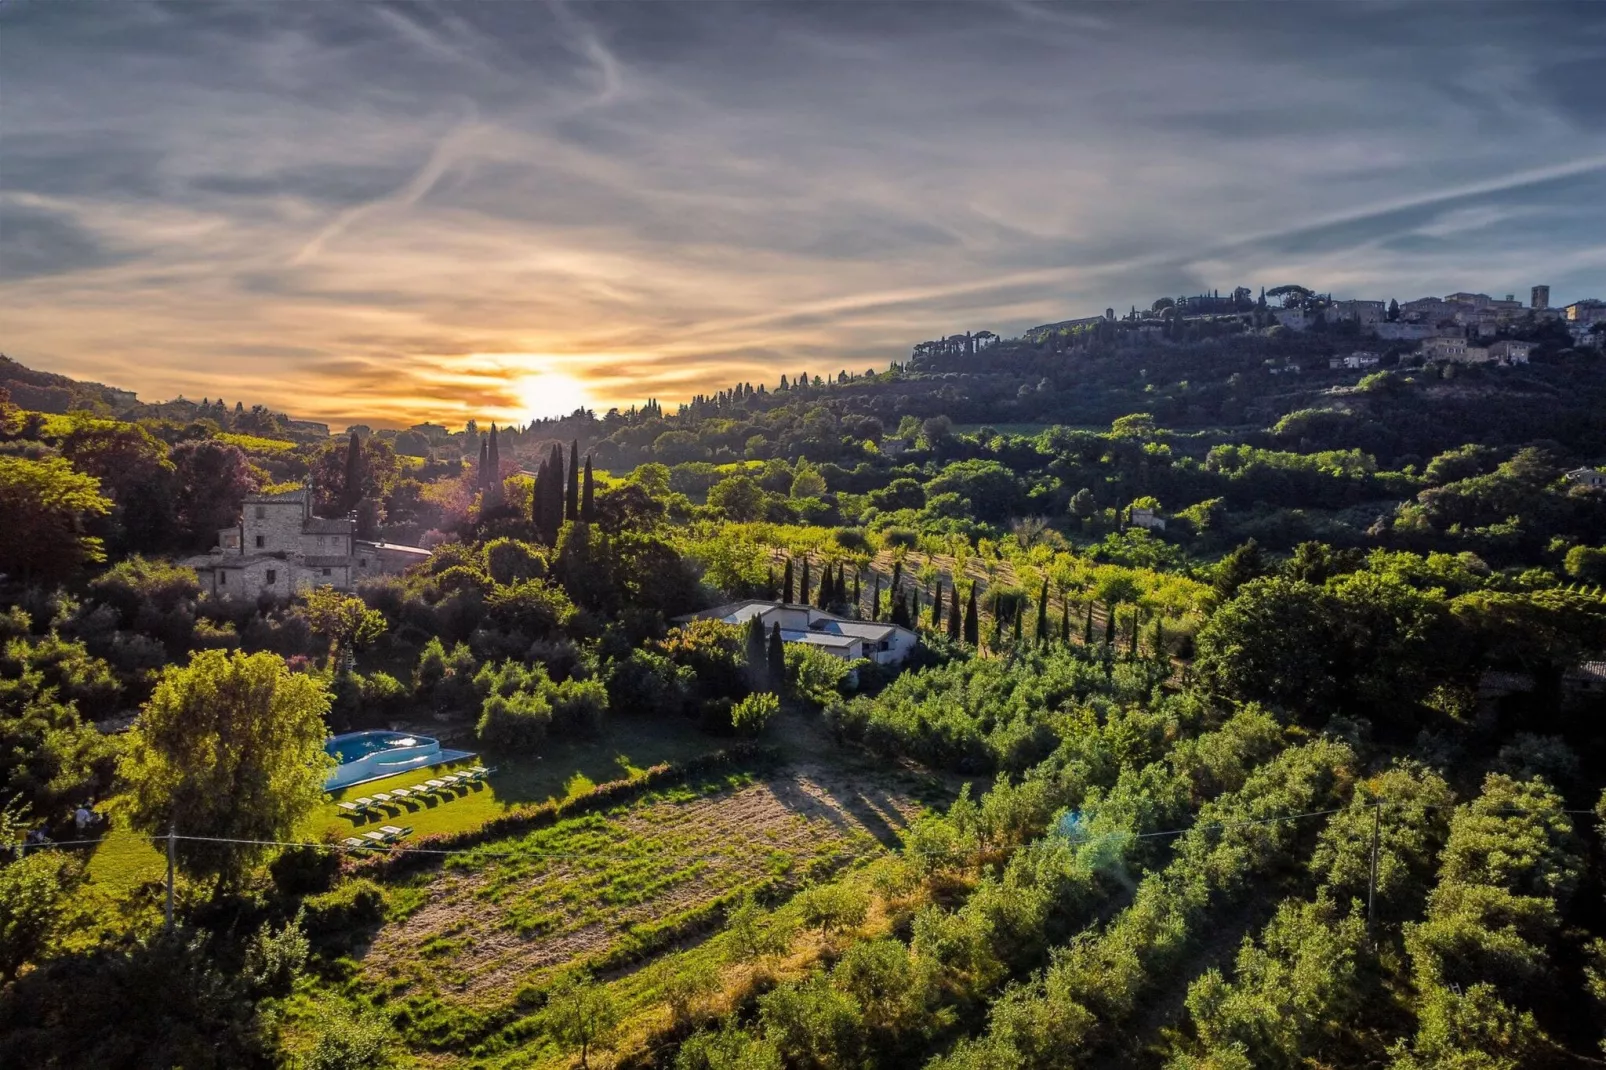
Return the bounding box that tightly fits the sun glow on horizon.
[510,367,596,423]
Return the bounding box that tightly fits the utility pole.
[165,822,176,933]
[1366,799,1381,937]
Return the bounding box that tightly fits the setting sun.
[511,368,594,422]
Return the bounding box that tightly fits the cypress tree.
[768,568,778,601]
[836,563,846,606]
[891,559,902,592]
[1036,580,1049,646]
[818,565,833,608]
[476,438,489,492]
[852,571,861,616]
[1084,602,1094,646]
[488,424,500,482]
[871,575,881,621]
[343,429,364,511]
[1129,608,1141,660]
[963,585,978,645]
[931,581,943,630]
[531,458,548,539]
[799,558,810,606]
[1104,603,1116,647]
[767,622,786,688]
[746,613,767,685]
[783,559,795,603]
[1152,617,1165,658]
[910,591,920,629]
[947,585,962,640]
[1013,603,1023,645]
[581,456,596,521]
[1061,598,1071,645]
[890,587,910,628]
[566,440,580,521]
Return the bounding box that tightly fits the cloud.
[2,0,1604,428]
[0,201,136,281]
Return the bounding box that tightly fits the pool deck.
[324,748,478,794]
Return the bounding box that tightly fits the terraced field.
[353,762,926,1025]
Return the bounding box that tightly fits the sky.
[3,1,1605,430]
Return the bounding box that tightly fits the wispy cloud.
[2,0,1604,428]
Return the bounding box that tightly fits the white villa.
[673,600,920,665]
[182,484,430,599]
[1565,467,1606,489]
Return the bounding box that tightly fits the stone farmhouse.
[673,600,919,665]
[182,484,430,600]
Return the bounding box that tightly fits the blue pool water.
[324,730,445,791]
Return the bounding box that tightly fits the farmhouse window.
[265,569,276,585]
[255,535,265,548]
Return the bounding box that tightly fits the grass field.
[83,715,725,894]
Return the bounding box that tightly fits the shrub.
[796,882,870,937]
[301,878,387,940]
[882,528,919,549]
[304,1004,394,1070]
[603,649,691,719]
[269,843,339,898]
[731,692,780,737]
[243,907,308,997]
[483,537,546,586]
[476,689,553,753]
[550,677,608,736]
[360,671,408,716]
[833,528,870,552]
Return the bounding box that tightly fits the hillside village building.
[1566,467,1606,489]
[182,484,430,600]
[673,601,919,665]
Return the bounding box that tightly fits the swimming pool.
[324,730,445,791]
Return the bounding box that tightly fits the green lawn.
[83,823,167,897]
[320,716,720,840]
[82,716,724,892]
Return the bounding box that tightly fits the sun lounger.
[371,792,393,805]
[337,802,365,816]
[389,787,412,800]
[361,830,389,845]
[353,797,376,809]
[425,779,448,790]
[468,765,489,777]
[439,774,462,787]
[408,783,434,795]
[378,825,413,840]
[342,837,370,850]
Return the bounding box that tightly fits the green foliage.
[303,1003,395,1070]
[242,907,309,997]
[483,537,546,585]
[795,881,870,937]
[731,691,779,737]
[476,688,553,753]
[297,586,387,663]
[0,851,81,982]
[540,970,621,1068]
[117,649,333,885]
[0,455,112,581]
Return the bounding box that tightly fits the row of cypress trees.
[530,440,597,544]
[769,556,1164,657]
